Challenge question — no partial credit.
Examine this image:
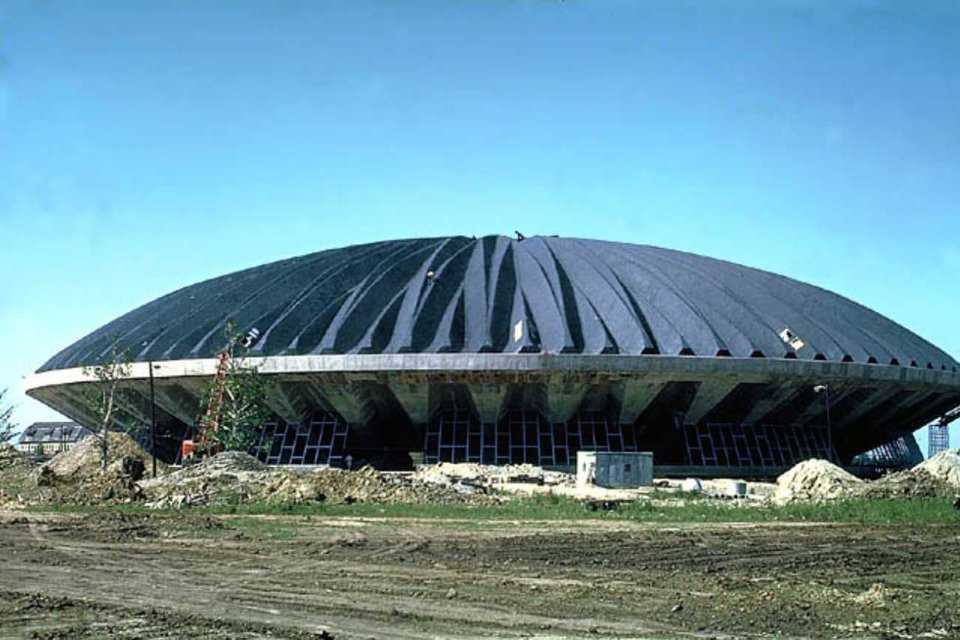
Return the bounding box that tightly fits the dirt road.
[1,509,958,639]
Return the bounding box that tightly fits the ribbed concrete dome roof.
[38,235,958,372]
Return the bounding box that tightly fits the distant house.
[17,422,94,455]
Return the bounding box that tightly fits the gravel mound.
[773,459,863,504]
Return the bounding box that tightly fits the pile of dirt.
[40,432,165,480]
[859,468,953,500]
[915,449,960,489]
[860,450,960,500]
[141,452,501,509]
[35,433,166,504]
[772,459,863,504]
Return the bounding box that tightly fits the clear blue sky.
[2,1,958,451]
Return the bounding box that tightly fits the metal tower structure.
[928,423,950,457]
[929,405,960,458]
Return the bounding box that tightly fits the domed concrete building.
[25,236,960,475]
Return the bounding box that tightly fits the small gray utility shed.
[577,451,654,488]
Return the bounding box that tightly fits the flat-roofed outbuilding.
[17,421,93,455]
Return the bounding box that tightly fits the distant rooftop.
[19,421,94,445]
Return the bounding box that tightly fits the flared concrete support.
[864,390,934,431]
[615,380,664,425]
[502,384,548,416]
[743,385,801,425]
[113,387,155,429]
[58,384,140,433]
[24,354,960,445]
[684,381,739,425]
[897,391,957,429]
[546,381,590,423]
[466,383,509,423]
[176,377,210,403]
[836,387,901,429]
[802,386,857,424]
[263,381,312,423]
[152,383,201,426]
[388,381,430,424]
[312,382,373,424]
[35,387,100,430]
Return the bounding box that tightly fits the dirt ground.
[1,509,958,639]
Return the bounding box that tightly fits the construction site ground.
[2,506,959,640]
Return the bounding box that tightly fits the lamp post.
[148,362,158,478]
[814,384,833,461]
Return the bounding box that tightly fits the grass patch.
[27,494,960,525]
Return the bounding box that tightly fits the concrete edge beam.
[25,354,960,393]
[684,380,740,425]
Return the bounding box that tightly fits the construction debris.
[772,459,863,504]
[139,452,271,508]
[0,444,34,473]
[0,445,39,507]
[412,462,572,488]
[9,436,960,512]
[859,449,960,500]
[140,452,503,509]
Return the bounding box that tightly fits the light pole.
[814,384,833,461]
[148,362,158,478]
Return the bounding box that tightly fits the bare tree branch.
[0,388,16,445]
[80,343,133,472]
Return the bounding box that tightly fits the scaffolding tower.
[929,406,960,458]
[928,423,950,458]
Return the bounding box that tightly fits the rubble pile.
[412,462,572,488]
[141,452,501,509]
[0,445,39,507]
[267,466,500,505]
[139,452,271,508]
[860,449,960,500]
[772,459,863,504]
[0,444,34,472]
